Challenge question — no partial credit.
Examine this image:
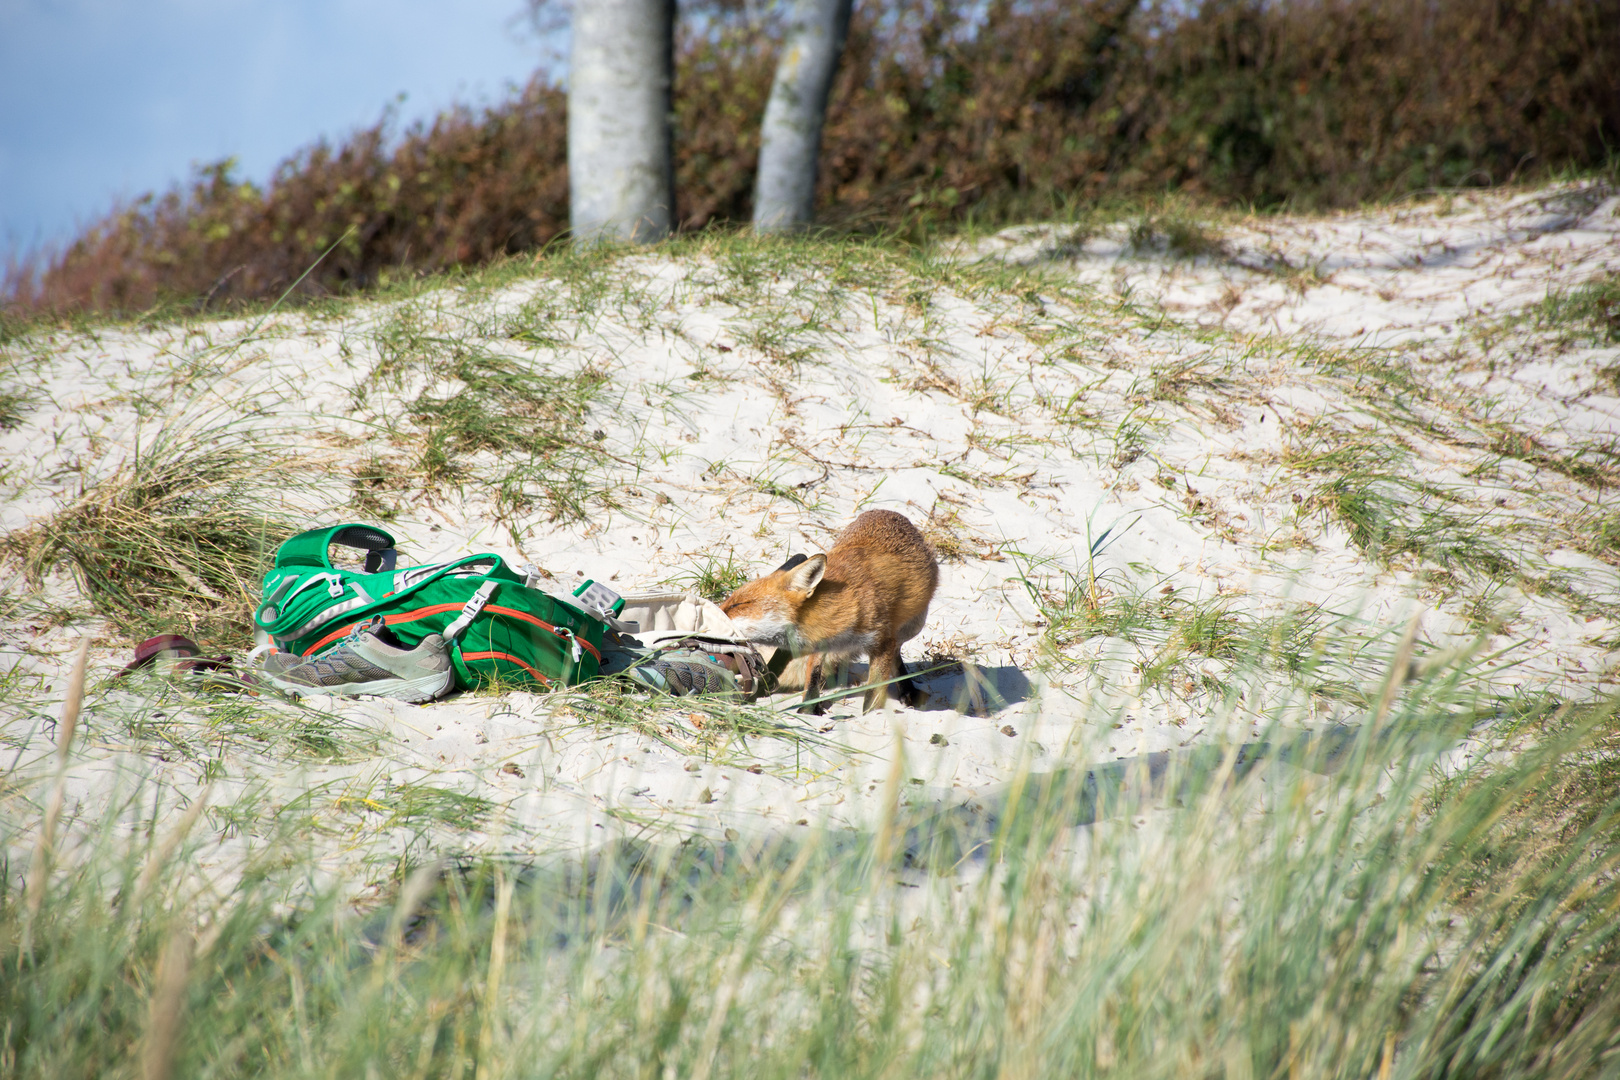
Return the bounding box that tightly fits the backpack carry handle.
[274,523,398,572]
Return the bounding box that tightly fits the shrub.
[6,0,1617,318]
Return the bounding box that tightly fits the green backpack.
[253,524,607,691]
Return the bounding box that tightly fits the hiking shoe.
[625,649,740,697]
[252,648,303,679]
[265,617,454,703]
[623,641,768,700]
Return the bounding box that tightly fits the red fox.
[720,509,939,713]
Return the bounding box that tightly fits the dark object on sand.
[117,635,234,678]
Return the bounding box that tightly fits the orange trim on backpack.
[302,601,602,662]
[485,604,603,661]
[460,650,552,685]
[303,603,465,654]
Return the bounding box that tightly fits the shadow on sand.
[378,723,1384,948]
[803,657,1034,714]
[913,659,1033,713]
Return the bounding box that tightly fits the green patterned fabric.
[253,523,605,691]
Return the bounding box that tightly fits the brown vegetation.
[7,0,1617,318]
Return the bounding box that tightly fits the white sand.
[2,180,1616,896]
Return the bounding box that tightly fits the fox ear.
[788,553,826,596]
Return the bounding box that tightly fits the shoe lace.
[338,616,386,648]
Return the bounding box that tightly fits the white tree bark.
[752,0,853,232]
[568,0,676,244]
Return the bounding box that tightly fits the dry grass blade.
[872,723,906,876]
[54,637,88,765]
[141,925,195,1080]
[132,785,213,908]
[1372,612,1424,731]
[18,639,88,961]
[384,858,446,955]
[475,869,516,1080]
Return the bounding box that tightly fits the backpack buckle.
[444,580,501,641]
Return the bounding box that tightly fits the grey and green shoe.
[264,617,454,703]
[621,639,769,700]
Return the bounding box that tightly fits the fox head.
[719,553,826,648]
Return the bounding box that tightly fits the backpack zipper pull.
[555,626,583,664]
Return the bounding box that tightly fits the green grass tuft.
[663,549,752,603]
[3,424,307,647]
[361,311,618,529]
[0,389,33,430]
[1529,271,1620,345]
[1128,203,1227,260]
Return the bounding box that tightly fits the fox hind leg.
[859,640,898,713]
[895,654,924,708]
[862,642,924,713]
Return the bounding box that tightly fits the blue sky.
[0,0,553,256]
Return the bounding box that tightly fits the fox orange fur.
[720,509,939,713]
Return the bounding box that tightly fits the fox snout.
[719,553,827,650]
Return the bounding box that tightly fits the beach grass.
[1,420,307,648]
[5,637,1619,1079]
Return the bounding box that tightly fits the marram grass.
[3,419,307,649]
[4,645,1620,1079]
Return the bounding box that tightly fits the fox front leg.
[800,652,827,715]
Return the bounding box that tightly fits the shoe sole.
[267,669,453,704]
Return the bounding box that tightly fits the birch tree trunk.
[568,0,676,244]
[752,0,853,232]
